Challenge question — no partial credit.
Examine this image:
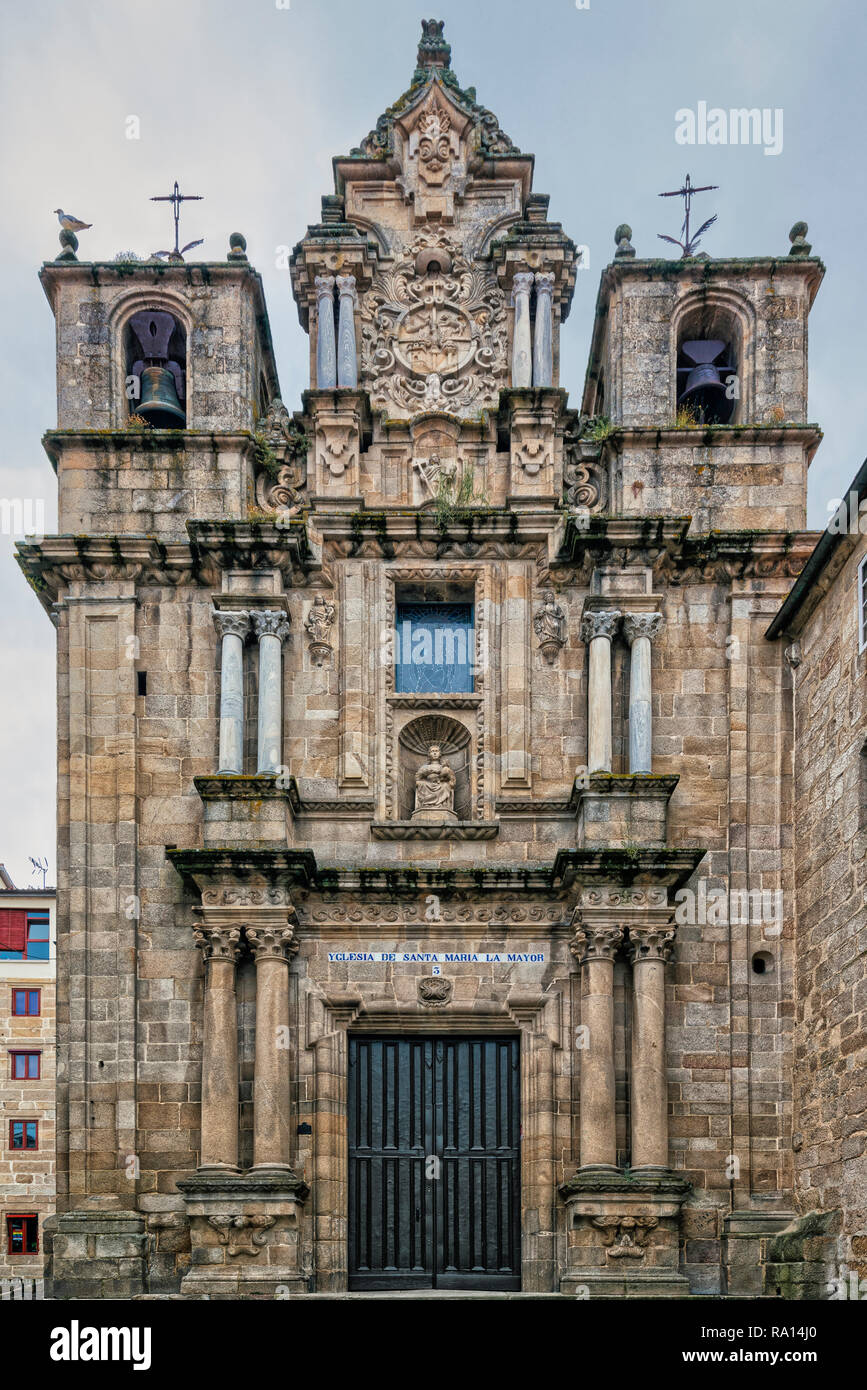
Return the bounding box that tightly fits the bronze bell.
[137,365,186,428]
[679,339,728,420]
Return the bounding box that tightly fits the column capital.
[623,611,664,645]
[251,609,291,642]
[335,273,357,301]
[534,270,556,296]
[193,924,242,962]
[213,608,250,642]
[581,608,621,643]
[628,925,676,964]
[570,922,624,964]
[246,924,298,962]
[314,274,335,298]
[512,270,535,297]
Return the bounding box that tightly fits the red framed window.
[9,1120,38,1150]
[11,988,40,1016]
[6,1214,38,1255]
[9,1051,40,1080]
[0,911,50,962]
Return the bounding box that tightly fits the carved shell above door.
[359,232,508,419]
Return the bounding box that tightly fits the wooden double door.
[348,1035,521,1291]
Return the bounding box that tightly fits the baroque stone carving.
[253,398,307,516]
[581,609,621,643]
[413,742,457,820]
[569,924,624,964]
[592,1215,658,1259]
[207,1213,276,1258]
[193,925,242,961]
[628,926,676,963]
[622,612,664,645]
[213,610,250,642]
[304,593,336,667]
[418,975,453,1006]
[246,925,298,961]
[251,610,291,642]
[533,590,566,663]
[360,232,508,418]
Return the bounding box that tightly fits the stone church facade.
[18,21,861,1298]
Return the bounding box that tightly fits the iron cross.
[150,180,204,259]
[658,173,719,257]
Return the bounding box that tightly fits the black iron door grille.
[348,1036,521,1291]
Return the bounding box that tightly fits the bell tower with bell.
[38,225,279,537]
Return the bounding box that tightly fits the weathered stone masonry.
[18,20,858,1297]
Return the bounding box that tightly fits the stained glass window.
[394,603,474,694]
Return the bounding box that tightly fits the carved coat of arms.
[360,234,508,418]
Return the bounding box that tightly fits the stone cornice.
[167,846,704,900]
[17,523,316,615]
[556,518,818,585]
[42,429,259,473]
[552,848,705,891]
[569,774,680,812]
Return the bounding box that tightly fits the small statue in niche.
[533,589,567,664]
[412,743,457,822]
[304,592,335,667]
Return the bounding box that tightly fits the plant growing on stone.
[674,401,699,428]
[586,416,614,442]
[433,466,488,528]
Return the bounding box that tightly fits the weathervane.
[28,855,48,890]
[150,180,204,262]
[658,173,718,257]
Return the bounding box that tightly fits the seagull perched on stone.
[53,208,92,232]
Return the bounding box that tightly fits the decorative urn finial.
[418,18,451,70]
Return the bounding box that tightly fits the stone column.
[213,610,249,775]
[581,609,621,773]
[247,924,298,1174]
[194,925,242,1173]
[629,926,675,1171]
[252,610,290,774]
[315,274,337,389]
[532,271,555,387]
[511,271,534,388]
[623,613,664,774]
[336,274,358,388]
[571,922,623,1171]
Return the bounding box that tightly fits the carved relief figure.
[412,743,457,821]
[534,590,567,664]
[305,593,336,667]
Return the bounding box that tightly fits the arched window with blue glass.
[395,602,474,694]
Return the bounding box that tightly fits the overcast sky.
[1,0,865,886]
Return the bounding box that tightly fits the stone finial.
[614,224,636,259]
[228,232,247,261]
[418,18,451,69]
[788,221,812,257]
[56,227,78,262]
[320,195,345,225]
